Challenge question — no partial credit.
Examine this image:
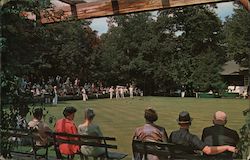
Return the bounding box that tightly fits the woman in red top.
[55,106,79,158]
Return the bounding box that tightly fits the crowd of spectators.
[19,75,143,103]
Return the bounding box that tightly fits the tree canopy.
[224,7,250,68]
[1,2,248,94]
[100,6,227,94]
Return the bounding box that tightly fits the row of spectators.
[18,75,143,101]
[16,106,239,160]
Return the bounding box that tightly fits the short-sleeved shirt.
[169,128,206,155]
[202,124,239,159]
[55,118,79,155]
[78,123,105,156]
[133,123,168,160]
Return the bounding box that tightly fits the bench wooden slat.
[54,138,118,149]
[107,151,128,159]
[46,131,116,140]
[1,132,30,137]
[1,128,49,159]
[48,131,127,159]
[132,140,174,159]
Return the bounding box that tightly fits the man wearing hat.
[55,106,79,158]
[201,111,239,159]
[133,107,168,160]
[169,111,237,159]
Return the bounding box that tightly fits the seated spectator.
[78,108,105,157]
[133,107,168,160]
[55,106,79,158]
[28,108,51,146]
[202,111,240,159]
[12,106,29,145]
[16,106,29,129]
[169,111,237,159]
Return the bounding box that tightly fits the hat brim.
[176,118,193,123]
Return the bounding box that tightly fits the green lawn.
[29,97,248,159]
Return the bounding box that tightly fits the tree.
[224,7,250,68]
[101,13,158,94]
[157,6,226,92]
[33,21,100,82]
[1,0,102,83]
[101,6,226,94]
[1,0,50,75]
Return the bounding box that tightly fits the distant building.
[220,60,249,86]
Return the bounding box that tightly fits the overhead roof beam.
[239,0,250,10]
[40,0,248,24]
[59,0,86,5]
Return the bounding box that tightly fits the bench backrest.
[1,128,48,159]
[132,139,175,160]
[1,128,35,147]
[46,131,118,157]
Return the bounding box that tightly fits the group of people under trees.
[22,107,102,159]
[20,74,143,103]
[133,108,239,160]
[82,84,142,101]
[23,106,239,160]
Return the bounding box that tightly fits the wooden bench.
[0,128,49,159]
[46,131,127,160]
[132,139,203,160]
[132,139,174,160]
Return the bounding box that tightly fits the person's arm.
[132,128,139,140]
[201,129,206,141]
[96,125,103,137]
[234,131,240,144]
[162,128,168,142]
[202,145,236,155]
[43,122,52,131]
[168,132,173,143]
[191,134,236,155]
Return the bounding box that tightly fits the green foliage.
[238,108,250,159]
[0,71,31,157]
[1,0,101,82]
[1,0,50,75]
[0,70,56,158]
[190,49,225,92]
[101,13,156,90]
[101,6,226,94]
[31,20,100,80]
[224,8,250,68]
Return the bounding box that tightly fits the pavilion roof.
[220,60,248,75]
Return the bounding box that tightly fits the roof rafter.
[40,0,249,24]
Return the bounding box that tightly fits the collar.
[32,118,40,122]
[214,124,225,127]
[180,128,189,132]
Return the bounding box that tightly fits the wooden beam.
[59,0,86,5]
[239,0,250,11]
[41,0,234,24]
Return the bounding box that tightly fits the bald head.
[213,111,227,125]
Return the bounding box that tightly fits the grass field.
[28,97,249,159]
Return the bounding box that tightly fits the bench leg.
[83,155,89,160]
[79,153,84,160]
[67,155,75,160]
[45,146,48,160]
